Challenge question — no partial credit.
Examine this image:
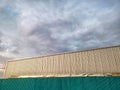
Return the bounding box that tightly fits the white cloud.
[0,0,120,77]
[0,0,120,54]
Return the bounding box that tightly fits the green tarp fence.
[0,76,120,90]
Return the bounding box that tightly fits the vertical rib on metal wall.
[4,46,120,78]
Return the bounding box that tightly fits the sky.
[0,0,120,77]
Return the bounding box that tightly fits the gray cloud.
[0,1,120,52]
[15,0,120,56]
[0,33,19,55]
[0,0,120,77]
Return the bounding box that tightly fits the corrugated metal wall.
[4,46,120,78]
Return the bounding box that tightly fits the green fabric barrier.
[1,78,35,90]
[0,79,3,90]
[0,76,120,90]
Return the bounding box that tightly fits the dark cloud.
[0,0,120,55]
[0,35,19,54]
[0,0,120,77]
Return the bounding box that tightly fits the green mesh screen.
[0,76,120,90]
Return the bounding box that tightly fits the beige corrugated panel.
[4,46,120,78]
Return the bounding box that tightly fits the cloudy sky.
[0,0,120,77]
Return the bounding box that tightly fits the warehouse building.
[0,45,120,90]
[4,45,120,78]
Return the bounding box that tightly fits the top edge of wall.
[8,45,120,62]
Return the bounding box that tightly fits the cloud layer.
[0,0,120,77]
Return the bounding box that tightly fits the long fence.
[0,77,120,90]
